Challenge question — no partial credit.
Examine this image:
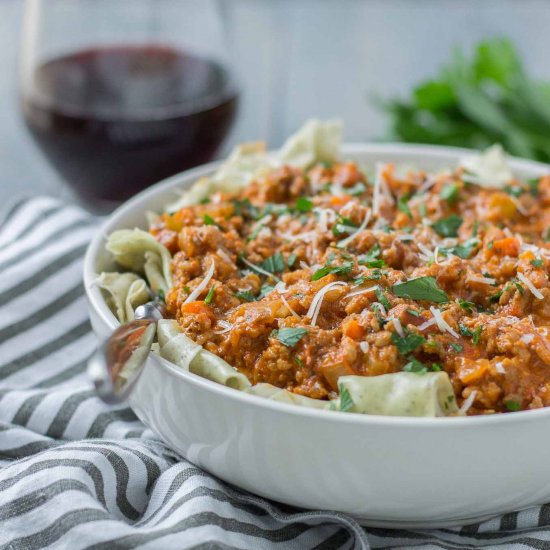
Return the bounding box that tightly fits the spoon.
[87,300,165,404]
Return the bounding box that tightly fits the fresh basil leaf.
[457,298,476,313]
[397,194,412,218]
[505,399,521,411]
[391,331,426,355]
[472,326,482,345]
[392,276,449,303]
[450,342,463,353]
[260,252,285,273]
[358,243,381,264]
[258,284,275,299]
[272,327,308,348]
[375,287,391,309]
[531,258,544,267]
[295,197,313,212]
[287,253,297,268]
[204,285,215,304]
[236,290,256,302]
[311,262,353,281]
[403,357,428,374]
[431,214,463,237]
[440,182,459,205]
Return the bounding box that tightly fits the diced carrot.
[492,237,520,257]
[181,301,214,317]
[488,193,516,219]
[519,250,535,261]
[329,195,351,207]
[458,358,489,384]
[343,319,365,340]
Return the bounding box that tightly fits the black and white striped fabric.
[1,196,550,549]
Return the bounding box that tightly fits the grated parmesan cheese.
[495,362,506,374]
[517,272,544,300]
[391,317,405,338]
[418,317,437,331]
[429,306,460,338]
[459,390,477,415]
[520,333,535,344]
[306,281,347,327]
[359,341,370,353]
[466,275,496,286]
[184,259,216,304]
[344,285,379,299]
[337,209,372,249]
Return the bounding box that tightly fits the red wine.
[22,45,239,209]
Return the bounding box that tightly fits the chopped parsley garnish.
[235,290,256,302]
[332,216,358,237]
[366,269,383,281]
[431,363,442,371]
[505,399,521,411]
[363,259,386,268]
[391,276,449,303]
[431,214,463,238]
[199,197,211,204]
[260,252,285,274]
[459,323,473,337]
[472,326,482,345]
[294,356,304,368]
[233,198,259,218]
[442,238,479,259]
[295,196,313,212]
[489,290,503,303]
[338,384,354,412]
[311,261,353,281]
[258,284,275,299]
[531,259,544,267]
[487,241,494,250]
[406,308,421,317]
[203,214,222,229]
[287,253,297,268]
[272,327,308,348]
[403,357,428,374]
[204,285,215,304]
[457,298,475,313]
[347,182,367,196]
[418,202,427,218]
[391,330,426,355]
[513,279,525,295]
[397,194,412,218]
[156,289,166,302]
[504,185,524,198]
[527,177,539,197]
[440,183,459,205]
[472,219,479,237]
[450,342,463,353]
[358,243,381,264]
[375,287,392,309]
[371,303,387,326]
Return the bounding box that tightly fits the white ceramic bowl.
[84,144,550,528]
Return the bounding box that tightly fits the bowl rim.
[84,141,550,428]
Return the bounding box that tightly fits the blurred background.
[2,0,550,210]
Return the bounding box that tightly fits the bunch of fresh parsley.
[377,37,550,163]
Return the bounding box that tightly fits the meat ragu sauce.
[150,161,550,414]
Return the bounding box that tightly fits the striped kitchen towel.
[1,196,549,549]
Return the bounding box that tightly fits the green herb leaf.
[375,287,391,309]
[311,262,353,281]
[459,323,473,337]
[272,327,308,348]
[450,342,463,353]
[431,214,463,238]
[295,197,313,212]
[531,258,544,267]
[397,194,412,218]
[236,290,256,302]
[338,384,354,412]
[403,357,428,374]
[527,177,539,197]
[406,308,421,317]
[260,252,285,274]
[203,214,221,229]
[505,399,521,411]
[294,356,304,368]
[391,331,426,355]
[358,243,382,264]
[392,276,449,303]
[204,285,215,304]
[440,183,459,205]
[287,253,297,268]
[472,326,482,345]
[347,182,367,196]
[457,298,476,313]
[258,284,275,299]
[443,238,479,259]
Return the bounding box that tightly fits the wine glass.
[19,0,239,212]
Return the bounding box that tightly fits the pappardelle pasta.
[98,120,550,417]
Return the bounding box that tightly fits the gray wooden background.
[1,0,550,208]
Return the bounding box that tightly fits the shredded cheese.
[214,319,233,334]
[344,285,379,299]
[397,234,415,242]
[279,293,300,318]
[337,208,372,249]
[184,259,215,304]
[466,275,496,286]
[371,301,387,317]
[216,247,232,265]
[306,281,347,327]
[429,306,460,338]
[495,361,506,374]
[517,272,544,300]
[459,390,477,415]
[391,317,405,338]
[372,163,384,216]
[299,261,310,270]
[359,341,370,353]
[418,317,437,331]
[520,333,535,344]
